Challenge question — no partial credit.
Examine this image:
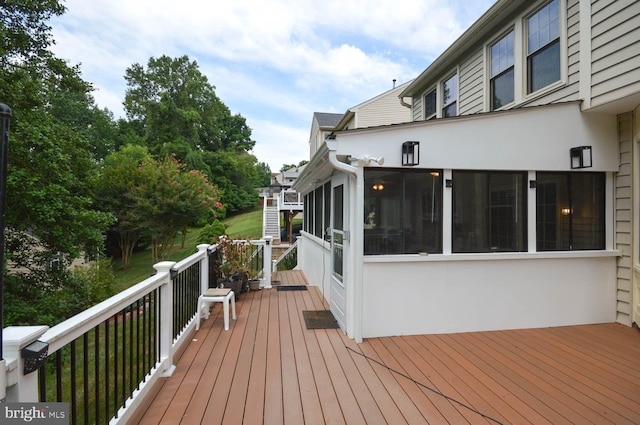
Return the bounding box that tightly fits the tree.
[1,0,117,325]
[123,55,258,213]
[96,145,153,270]
[130,154,220,263]
[0,0,65,64]
[280,160,308,172]
[255,162,272,187]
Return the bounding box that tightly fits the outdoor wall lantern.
[570,146,592,169]
[22,340,48,375]
[402,141,419,166]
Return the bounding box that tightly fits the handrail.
[40,270,168,354]
[272,238,299,271]
[2,237,275,423]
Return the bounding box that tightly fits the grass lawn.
[112,207,264,292]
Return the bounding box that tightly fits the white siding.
[591,0,640,107]
[616,112,633,325]
[412,96,423,122]
[309,118,320,158]
[459,49,485,115]
[356,91,411,128]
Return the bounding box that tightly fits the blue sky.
[50,0,495,172]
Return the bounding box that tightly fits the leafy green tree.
[96,145,153,270]
[204,150,259,213]
[1,0,116,324]
[130,154,220,263]
[123,55,259,213]
[255,162,272,187]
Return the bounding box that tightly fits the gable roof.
[314,112,343,128]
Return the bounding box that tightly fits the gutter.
[328,150,365,343]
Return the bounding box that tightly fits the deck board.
[129,270,640,425]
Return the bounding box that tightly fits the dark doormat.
[303,310,339,329]
[276,285,307,291]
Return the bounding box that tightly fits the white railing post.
[262,195,267,239]
[154,261,176,378]
[197,244,210,294]
[262,236,273,288]
[2,325,49,402]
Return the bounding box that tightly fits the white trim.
[485,27,517,111]
[578,0,592,109]
[363,249,621,264]
[441,69,460,117]
[528,170,537,252]
[442,169,453,255]
[522,0,567,101]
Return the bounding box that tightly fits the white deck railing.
[278,189,303,211]
[1,237,273,424]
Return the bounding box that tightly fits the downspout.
[328,150,365,343]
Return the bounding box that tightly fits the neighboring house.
[294,0,640,342]
[309,112,343,158]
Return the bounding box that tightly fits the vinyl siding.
[616,111,633,326]
[356,92,411,128]
[459,49,485,115]
[591,0,640,107]
[412,96,423,122]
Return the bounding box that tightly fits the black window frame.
[452,170,528,253]
[364,168,443,255]
[536,172,605,251]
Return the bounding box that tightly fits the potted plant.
[216,235,250,298]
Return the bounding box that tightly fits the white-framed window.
[423,88,437,120]
[490,30,515,110]
[526,0,560,94]
[442,74,458,117]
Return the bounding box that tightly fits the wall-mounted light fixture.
[570,146,592,169]
[561,207,571,216]
[372,183,385,191]
[402,141,419,166]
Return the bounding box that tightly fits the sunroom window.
[536,172,605,251]
[442,74,458,117]
[364,169,442,255]
[490,31,515,110]
[527,0,560,93]
[452,171,527,253]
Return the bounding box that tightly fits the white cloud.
[50,0,494,170]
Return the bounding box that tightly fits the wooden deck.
[130,270,640,425]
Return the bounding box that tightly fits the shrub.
[197,220,227,245]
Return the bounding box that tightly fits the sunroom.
[295,100,620,342]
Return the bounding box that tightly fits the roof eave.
[399,0,517,99]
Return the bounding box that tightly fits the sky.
[49,0,495,172]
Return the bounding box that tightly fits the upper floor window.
[527,0,560,93]
[424,89,437,120]
[442,74,458,117]
[490,31,515,110]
